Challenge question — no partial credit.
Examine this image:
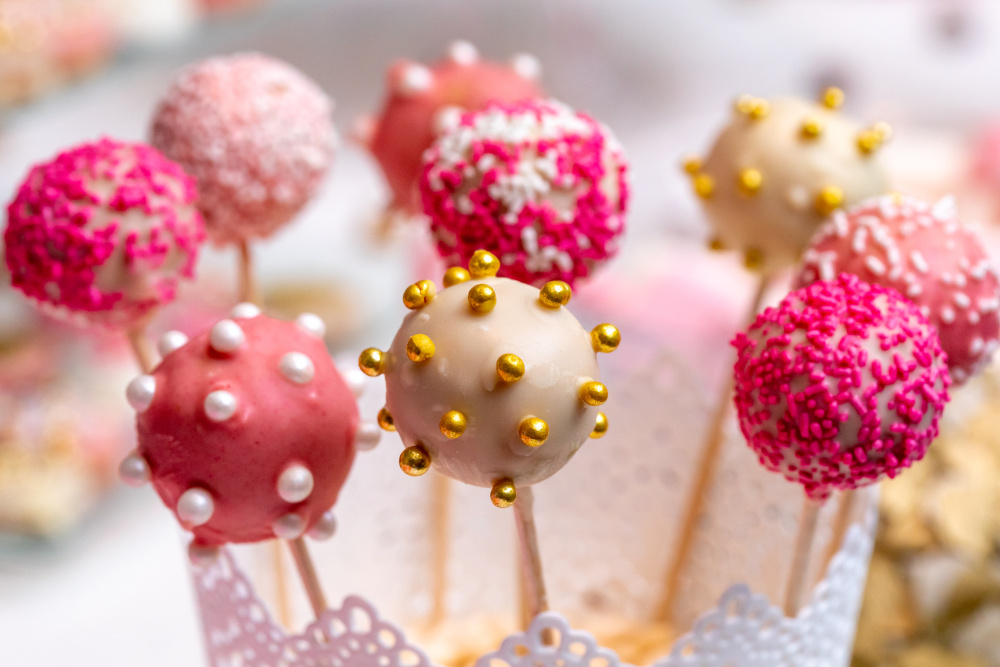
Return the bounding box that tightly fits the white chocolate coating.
[384,276,600,488]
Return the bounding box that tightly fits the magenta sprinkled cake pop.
[121,305,370,562]
[419,99,629,287]
[732,273,950,500]
[797,194,1000,385]
[4,137,205,329]
[150,52,335,244]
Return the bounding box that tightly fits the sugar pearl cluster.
[732,273,950,500]
[150,52,335,244]
[4,138,205,329]
[122,305,370,562]
[419,99,629,287]
[798,195,1000,385]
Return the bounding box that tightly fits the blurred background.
[2,1,1000,665]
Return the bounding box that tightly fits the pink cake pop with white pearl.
[797,194,1000,385]
[732,273,951,500]
[4,138,205,330]
[358,40,543,215]
[419,99,629,288]
[120,305,375,562]
[150,53,335,244]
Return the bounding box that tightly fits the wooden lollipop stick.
[821,490,856,574]
[287,536,328,619]
[272,540,293,629]
[513,485,549,629]
[428,473,451,625]
[784,497,822,617]
[238,240,260,305]
[655,273,772,622]
[126,327,155,374]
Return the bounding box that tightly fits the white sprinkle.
[831,211,849,237]
[954,273,967,288]
[433,106,464,136]
[188,543,220,568]
[230,302,261,319]
[277,465,314,503]
[353,421,382,451]
[296,313,326,339]
[177,488,214,526]
[447,40,479,65]
[864,256,886,276]
[210,320,245,353]
[204,390,237,422]
[954,292,971,309]
[932,195,957,220]
[909,250,929,274]
[308,511,338,540]
[118,452,151,487]
[126,375,156,412]
[906,283,923,298]
[510,53,541,80]
[941,306,956,324]
[852,228,868,254]
[396,64,432,96]
[970,311,981,325]
[273,513,306,540]
[920,305,931,318]
[971,337,985,355]
[280,352,315,384]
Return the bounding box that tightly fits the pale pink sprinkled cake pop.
[150,52,335,244]
[358,40,543,215]
[419,99,629,287]
[797,194,1000,385]
[4,137,205,330]
[732,273,951,501]
[120,305,378,563]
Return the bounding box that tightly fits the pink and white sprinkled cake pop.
[358,40,543,215]
[419,99,629,288]
[4,137,205,329]
[120,305,375,562]
[732,273,950,500]
[797,195,1000,385]
[150,53,335,244]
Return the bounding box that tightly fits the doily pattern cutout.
[477,612,621,667]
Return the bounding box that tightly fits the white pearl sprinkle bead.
[204,390,237,422]
[511,53,541,80]
[296,313,326,339]
[342,366,367,398]
[230,302,261,319]
[177,488,215,526]
[126,375,156,412]
[277,464,314,503]
[273,513,306,540]
[157,330,189,357]
[448,40,479,65]
[210,319,245,353]
[397,64,432,96]
[279,352,315,384]
[187,542,220,568]
[307,511,337,540]
[434,106,463,136]
[118,452,150,487]
[354,421,382,451]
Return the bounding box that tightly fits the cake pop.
[419,99,629,288]
[121,305,374,563]
[685,89,891,274]
[797,194,1000,385]
[732,273,951,501]
[150,52,335,244]
[358,40,543,215]
[4,137,205,330]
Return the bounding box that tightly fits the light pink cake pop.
[4,138,205,329]
[150,53,335,244]
[419,99,629,288]
[120,305,376,562]
[358,40,543,215]
[797,195,1000,385]
[732,273,950,500]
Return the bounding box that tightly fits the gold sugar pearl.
[815,185,844,216]
[378,407,396,432]
[439,410,467,439]
[399,444,431,476]
[468,284,497,313]
[733,94,756,115]
[591,324,621,353]
[519,417,549,447]
[443,266,471,287]
[681,156,702,175]
[406,334,435,362]
[490,478,517,508]
[468,249,500,278]
[693,174,714,199]
[496,353,525,383]
[580,381,608,406]
[856,129,882,155]
[800,118,823,140]
[748,98,769,120]
[872,121,893,142]
[822,86,844,109]
[743,247,765,271]
[358,348,386,377]
[708,236,725,252]
[737,168,762,197]
[539,281,572,308]
[403,280,436,309]
[591,412,608,438]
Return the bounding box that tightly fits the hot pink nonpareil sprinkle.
[4,137,206,329]
[732,273,950,500]
[419,99,629,288]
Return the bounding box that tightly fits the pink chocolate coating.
[150,53,335,244]
[136,313,358,546]
[797,195,1000,385]
[4,138,205,329]
[368,49,542,213]
[419,99,629,288]
[732,273,950,500]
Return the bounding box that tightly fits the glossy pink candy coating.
[732,273,950,500]
[4,138,204,329]
[150,53,335,244]
[798,195,1000,385]
[420,99,629,287]
[137,314,358,546]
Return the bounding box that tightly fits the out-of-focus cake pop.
[732,273,951,501]
[150,52,335,244]
[121,306,370,561]
[685,89,891,274]
[4,138,205,330]
[420,99,629,287]
[358,40,543,215]
[797,195,1000,385]
[359,250,617,506]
